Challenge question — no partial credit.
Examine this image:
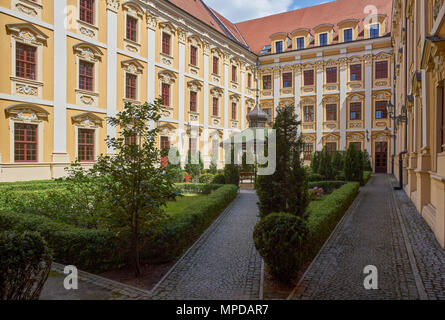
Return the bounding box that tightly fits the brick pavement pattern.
[290,174,445,300]
[150,189,262,300]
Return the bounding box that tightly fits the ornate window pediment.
[322,133,340,142]
[372,91,391,100]
[188,35,202,47]
[300,97,315,105]
[230,93,241,103]
[348,55,363,63]
[210,87,223,97]
[71,112,103,128]
[187,80,202,91]
[347,93,365,101]
[158,70,177,84]
[159,21,177,34]
[73,43,103,62]
[302,134,316,143]
[374,51,392,61]
[322,95,340,103]
[347,132,365,141]
[122,1,144,18]
[6,23,48,45]
[121,59,144,74]
[5,104,49,121]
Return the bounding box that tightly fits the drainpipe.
[396,16,410,190]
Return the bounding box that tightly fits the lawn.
[164,194,208,217]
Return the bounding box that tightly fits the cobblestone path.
[150,189,262,300]
[290,174,445,300]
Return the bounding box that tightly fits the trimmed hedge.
[0,184,238,272]
[362,171,372,186]
[174,183,224,194]
[306,182,360,253]
[141,184,238,262]
[0,211,123,272]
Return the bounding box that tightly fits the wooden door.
[375,142,388,173]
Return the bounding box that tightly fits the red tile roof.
[166,0,393,55]
[235,0,393,54]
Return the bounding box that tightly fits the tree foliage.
[255,105,309,218]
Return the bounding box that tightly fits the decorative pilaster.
[316,60,324,151]
[203,41,210,167]
[364,53,373,153]
[339,57,348,149]
[106,0,120,153]
[146,11,157,131]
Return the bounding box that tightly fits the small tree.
[332,151,344,173]
[223,145,240,186]
[68,99,175,276]
[209,155,218,175]
[344,144,364,183]
[185,150,204,182]
[310,151,321,174]
[165,147,184,183]
[363,150,372,172]
[255,105,309,218]
[319,147,336,180]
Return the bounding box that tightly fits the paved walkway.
[290,174,445,300]
[150,189,263,300]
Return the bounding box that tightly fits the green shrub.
[0,231,53,300]
[253,213,308,282]
[310,151,321,174]
[362,171,372,185]
[141,184,238,262]
[318,147,336,180]
[363,151,373,172]
[212,174,226,184]
[0,211,124,273]
[224,163,240,187]
[306,182,360,252]
[185,151,204,182]
[344,144,364,183]
[308,173,323,182]
[199,173,215,184]
[308,181,345,194]
[174,183,223,195]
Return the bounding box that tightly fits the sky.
[204,0,335,23]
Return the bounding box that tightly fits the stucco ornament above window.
[6,23,48,45]
[106,0,120,13]
[71,112,103,128]
[158,70,177,84]
[121,59,144,75]
[5,104,49,122]
[73,43,103,62]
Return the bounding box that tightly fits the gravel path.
[290,174,445,300]
[150,189,262,300]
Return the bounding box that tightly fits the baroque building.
[392,0,445,248]
[0,0,393,182]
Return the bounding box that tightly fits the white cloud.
[204,0,293,23]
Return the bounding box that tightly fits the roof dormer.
[337,18,359,43]
[313,23,334,47]
[269,32,289,54]
[363,14,387,39]
[290,28,312,50]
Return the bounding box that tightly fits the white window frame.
[296,37,305,49]
[343,28,353,42]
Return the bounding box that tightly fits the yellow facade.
[392,0,445,248]
[0,0,257,182]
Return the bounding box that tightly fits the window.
[232,65,237,82]
[125,73,137,100]
[326,67,337,83]
[319,33,328,46]
[325,142,337,154]
[370,24,380,38]
[190,46,198,66]
[16,43,36,80]
[303,105,314,122]
[189,137,197,154]
[350,142,362,150]
[375,101,388,119]
[275,41,283,53]
[344,28,353,42]
[304,70,314,86]
[14,123,37,162]
[161,83,170,106]
[126,16,137,42]
[303,143,313,160]
[212,139,219,160]
[263,75,272,90]
[350,102,362,120]
[375,61,388,79]
[326,104,337,121]
[213,56,219,75]
[80,0,94,25]
[212,97,219,116]
[79,61,94,91]
[296,37,305,50]
[78,128,94,162]
[160,136,170,150]
[350,64,362,81]
[162,32,171,55]
[282,72,292,88]
[248,73,252,88]
[189,91,197,112]
[125,134,138,146]
[231,102,237,120]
